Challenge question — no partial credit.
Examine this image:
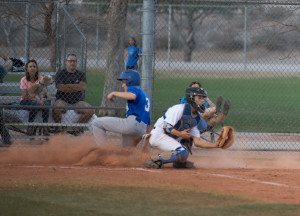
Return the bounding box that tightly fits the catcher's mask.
[185,87,207,113]
[117,69,140,86]
[9,57,26,72]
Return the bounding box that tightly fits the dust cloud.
[0,134,150,167]
[192,150,300,169]
[1,136,300,169]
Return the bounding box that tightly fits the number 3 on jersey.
[145,97,150,112]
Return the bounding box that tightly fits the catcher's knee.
[150,146,188,164]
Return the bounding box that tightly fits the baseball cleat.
[173,161,195,169]
[216,96,223,113]
[223,99,231,116]
[144,160,162,169]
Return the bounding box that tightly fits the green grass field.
[5,72,300,133]
[2,185,300,216]
[152,76,300,133]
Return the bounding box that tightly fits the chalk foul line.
[16,165,161,173]
[209,173,300,189]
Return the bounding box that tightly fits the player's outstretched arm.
[108,91,136,102]
[193,137,219,148]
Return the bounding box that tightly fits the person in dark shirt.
[52,54,94,135]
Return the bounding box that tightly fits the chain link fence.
[1,0,300,150]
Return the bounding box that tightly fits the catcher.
[144,87,234,169]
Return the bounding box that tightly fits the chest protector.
[167,104,201,139]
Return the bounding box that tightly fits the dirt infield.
[1,133,300,204]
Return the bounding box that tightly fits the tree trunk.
[41,2,56,71]
[0,15,17,57]
[172,8,214,63]
[99,0,128,116]
[183,12,195,62]
[172,8,195,63]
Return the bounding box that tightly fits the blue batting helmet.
[117,69,140,86]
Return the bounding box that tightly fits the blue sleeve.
[127,86,138,100]
[180,96,187,104]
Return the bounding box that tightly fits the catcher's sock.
[216,96,223,113]
[223,99,231,116]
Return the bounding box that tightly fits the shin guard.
[150,146,189,165]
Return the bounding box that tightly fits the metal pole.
[81,36,87,72]
[25,2,31,61]
[179,6,183,50]
[141,0,155,102]
[243,5,248,71]
[63,12,66,67]
[61,5,87,73]
[96,3,100,67]
[56,1,61,72]
[167,4,172,68]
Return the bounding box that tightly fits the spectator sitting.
[52,53,95,135]
[20,59,51,136]
[0,53,8,83]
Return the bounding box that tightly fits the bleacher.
[0,72,57,104]
[0,71,95,141]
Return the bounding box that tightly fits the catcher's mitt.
[216,126,235,149]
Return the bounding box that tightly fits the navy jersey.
[126,86,151,125]
[55,69,86,104]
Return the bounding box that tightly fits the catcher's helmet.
[10,57,26,72]
[185,87,207,113]
[117,69,140,86]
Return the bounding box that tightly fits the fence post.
[141,0,155,103]
[56,1,62,72]
[243,5,248,71]
[167,4,172,68]
[96,3,100,67]
[62,5,86,73]
[25,2,31,61]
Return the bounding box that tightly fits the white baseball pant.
[92,115,147,147]
[149,127,182,151]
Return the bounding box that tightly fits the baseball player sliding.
[92,69,151,147]
[144,87,234,169]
